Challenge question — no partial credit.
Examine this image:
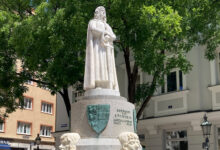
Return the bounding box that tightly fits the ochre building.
[0,83,56,150]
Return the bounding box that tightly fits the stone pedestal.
[77,138,121,150]
[71,89,136,149]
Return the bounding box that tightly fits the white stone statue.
[59,133,80,150]
[84,6,119,92]
[118,132,142,150]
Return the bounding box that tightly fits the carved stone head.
[94,6,106,22]
[59,133,80,150]
[118,132,142,150]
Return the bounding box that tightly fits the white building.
[136,45,220,150]
[53,87,73,149]
[54,45,220,150]
[53,87,84,148]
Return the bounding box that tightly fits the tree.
[0,0,86,117]
[0,10,27,116]
[0,0,219,120]
[80,0,220,119]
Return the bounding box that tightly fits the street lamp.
[201,114,212,150]
[35,134,41,150]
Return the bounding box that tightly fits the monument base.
[76,138,121,150]
[71,94,135,138]
[65,89,140,150]
[84,88,120,96]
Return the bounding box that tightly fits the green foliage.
[0,0,219,116]
[11,1,86,92]
[135,83,151,104]
[0,10,27,116]
[0,0,86,117]
[80,0,220,105]
[133,0,219,104]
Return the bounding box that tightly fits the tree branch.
[0,0,12,12]
[29,78,50,86]
[137,71,159,119]
[16,72,56,89]
[26,8,34,16]
[58,90,64,97]
[63,88,71,117]
[58,88,70,117]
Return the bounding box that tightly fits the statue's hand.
[104,31,116,41]
[104,31,111,36]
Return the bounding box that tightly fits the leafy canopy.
[0,0,219,117]
[0,0,86,116]
[79,0,220,116]
[11,2,86,92]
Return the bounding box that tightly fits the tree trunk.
[128,79,136,103]
[123,47,139,103]
[58,88,71,117]
[128,63,138,103]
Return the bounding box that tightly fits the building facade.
[54,44,220,150]
[53,87,73,149]
[0,83,56,150]
[136,45,220,150]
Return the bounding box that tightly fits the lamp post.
[201,114,212,150]
[35,134,41,150]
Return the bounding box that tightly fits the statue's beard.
[94,14,106,22]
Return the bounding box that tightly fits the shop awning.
[0,144,11,150]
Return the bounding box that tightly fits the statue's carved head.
[59,133,80,150]
[94,6,106,22]
[118,132,142,150]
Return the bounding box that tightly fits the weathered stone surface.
[59,133,80,150]
[71,95,135,138]
[76,138,121,150]
[84,88,120,97]
[84,6,119,92]
[62,6,142,150]
[118,132,142,150]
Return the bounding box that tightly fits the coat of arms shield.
[87,104,110,135]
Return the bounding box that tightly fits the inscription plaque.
[113,109,132,126]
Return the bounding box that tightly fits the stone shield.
[87,104,110,135]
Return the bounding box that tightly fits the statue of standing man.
[84,6,119,92]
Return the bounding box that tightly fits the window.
[165,130,188,150]
[41,102,53,114]
[0,121,4,132]
[218,53,220,73]
[26,80,34,85]
[23,97,32,109]
[162,70,184,93]
[40,125,52,137]
[217,52,220,82]
[218,128,220,150]
[41,86,50,90]
[17,122,31,135]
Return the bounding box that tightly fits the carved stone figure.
[84,6,119,92]
[118,132,142,150]
[59,133,80,150]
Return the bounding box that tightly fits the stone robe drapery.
[84,19,119,91]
